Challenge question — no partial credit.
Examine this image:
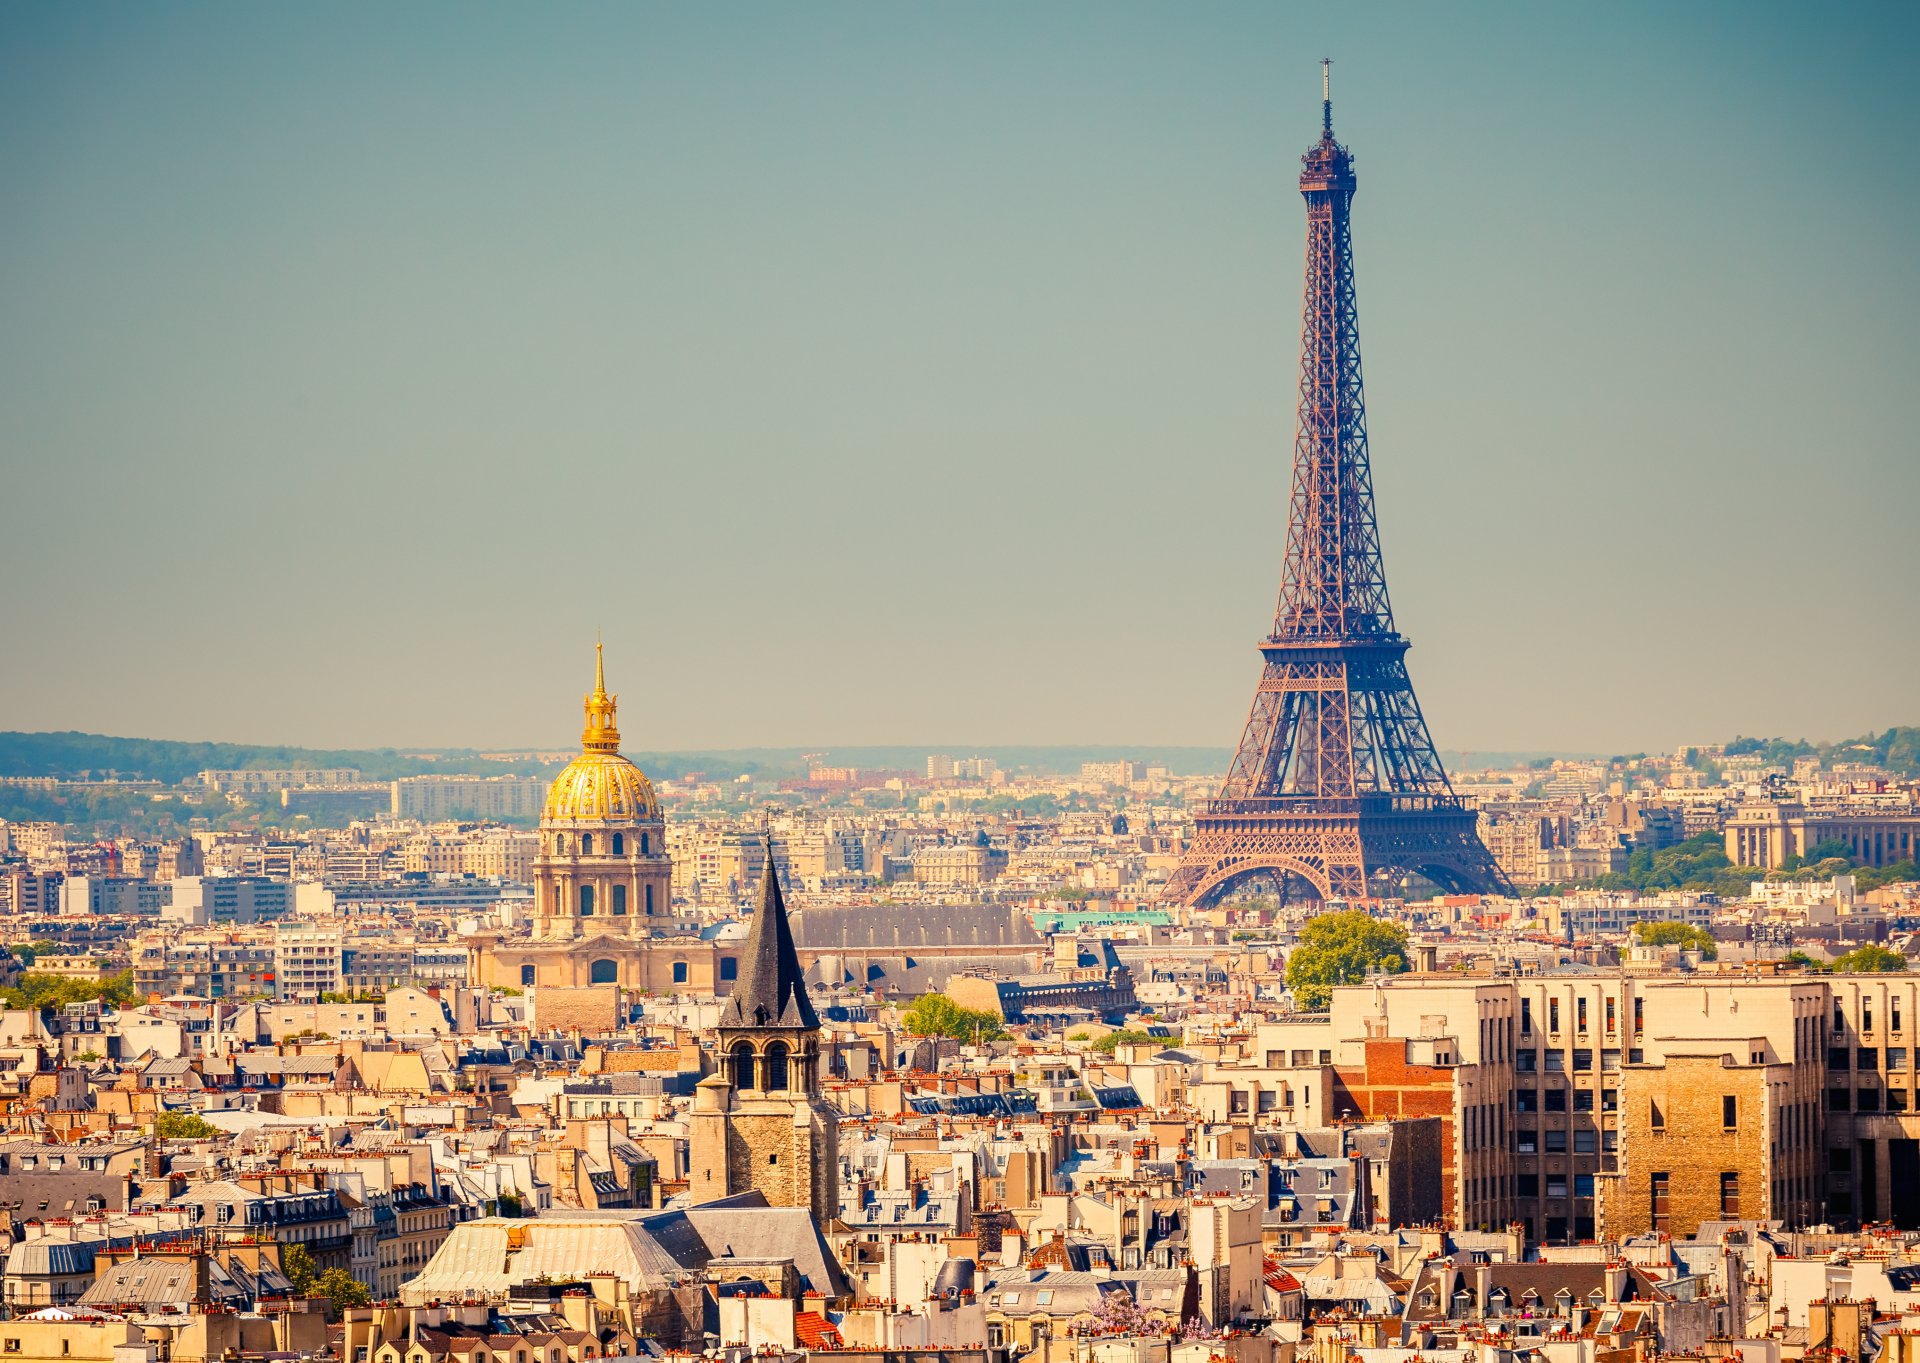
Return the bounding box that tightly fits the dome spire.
[582,637,620,753]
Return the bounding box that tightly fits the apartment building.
[1824,975,1920,1226]
[913,844,1007,886]
[166,875,291,926]
[389,776,546,821]
[1254,974,1835,1244]
[0,869,62,916]
[197,768,361,794]
[1537,896,1715,941]
[273,923,345,1002]
[57,875,165,917]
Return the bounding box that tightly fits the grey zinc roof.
[680,1205,850,1298]
[77,1258,195,1308]
[6,1240,99,1277]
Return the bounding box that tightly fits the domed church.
[532,641,671,940]
[473,645,731,998]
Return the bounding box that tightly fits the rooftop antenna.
[1321,58,1333,136]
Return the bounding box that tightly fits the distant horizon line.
[7,725,1780,765]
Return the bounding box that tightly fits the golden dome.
[543,751,659,823]
[542,643,660,824]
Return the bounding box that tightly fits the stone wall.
[1612,1053,1776,1238]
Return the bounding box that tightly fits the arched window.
[581,834,592,855]
[764,1041,790,1092]
[640,832,649,854]
[579,885,594,915]
[590,959,619,985]
[729,1042,755,1090]
[556,834,567,854]
[613,885,627,915]
[644,883,654,915]
[612,833,624,856]
[521,965,536,987]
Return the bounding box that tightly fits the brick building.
[1603,1051,1794,1237]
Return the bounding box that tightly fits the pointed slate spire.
[720,840,819,1031]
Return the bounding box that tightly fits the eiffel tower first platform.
[1163,66,1509,908]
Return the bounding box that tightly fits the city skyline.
[3,4,1916,753]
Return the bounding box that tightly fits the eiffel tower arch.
[1165,66,1509,909]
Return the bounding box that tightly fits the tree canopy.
[0,971,139,1012]
[1284,911,1411,1012]
[153,1110,218,1140]
[1585,832,1748,898]
[281,1243,370,1318]
[900,993,1008,1043]
[1630,921,1717,958]
[1833,945,1907,974]
[1080,1028,1159,1055]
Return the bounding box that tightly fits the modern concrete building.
[390,775,547,821]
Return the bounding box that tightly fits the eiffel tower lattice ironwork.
[1163,65,1509,907]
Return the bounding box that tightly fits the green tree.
[312,1268,371,1317]
[0,970,139,1012]
[1284,911,1411,1011]
[1833,945,1907,973]
[11,940,59,966]
[900,993,1008,1043]
[1630,921,1717,958]
[1856,859,1919,892]
[153,1110,218,1140]
[1084,1029,1158,1055]
[282,1243,318,1293]
[278,1244,369,1318]
[1597,832,1735,895]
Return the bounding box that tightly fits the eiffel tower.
[1164,64,1509,907]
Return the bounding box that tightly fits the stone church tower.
[690,850,839,1226]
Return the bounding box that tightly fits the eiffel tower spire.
[1163,71,1508,907]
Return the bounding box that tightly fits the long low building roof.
[402,1197,848,1305]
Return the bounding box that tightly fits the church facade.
[472,647,724,993]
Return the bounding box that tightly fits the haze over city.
[2,3,1914,754]
[12,5,1920,1348]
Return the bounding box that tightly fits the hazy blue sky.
[2,3,1915,756]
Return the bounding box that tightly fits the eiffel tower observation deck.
[1164,64,1509,907]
